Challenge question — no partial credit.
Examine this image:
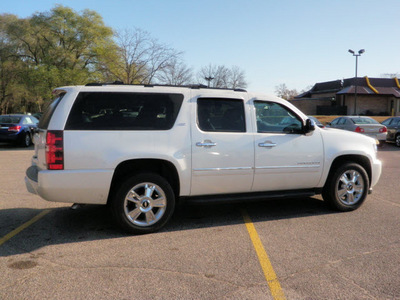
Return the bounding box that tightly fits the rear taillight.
[8,125,21,132]
[355,126,365,133]
[379,126,387,133]
[46,130,64,170]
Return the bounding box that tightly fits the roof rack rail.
[85,81,124,86]
[84,82,246,92]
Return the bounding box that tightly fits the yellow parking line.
[0,209,51,246]
[242,209,286,300]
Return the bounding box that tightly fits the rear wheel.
[111,173,175,234]
[19,132,31,147]
[395,134,400,147]
[322,162,369,211]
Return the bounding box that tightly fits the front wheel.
[111,173,175,234]
[322,162,369,211]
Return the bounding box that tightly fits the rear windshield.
[351,118,379,125]
[65,92,184,130]
[0,116,21,124]
[38,93,66,129]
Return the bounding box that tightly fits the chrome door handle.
[258,142,277,147]
[196,141,217,148]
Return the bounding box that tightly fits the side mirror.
[304,118,316,134]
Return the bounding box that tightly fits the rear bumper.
[25,166,114,205]
[0,133,19,142]
[25,166,39,194]
[365,132,387,143]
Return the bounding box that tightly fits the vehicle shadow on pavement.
[0,205,123,257]
[170,196,332,231]
[0,196,332,257]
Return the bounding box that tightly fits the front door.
[252,100,324,192]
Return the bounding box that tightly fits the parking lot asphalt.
[0,143,399,299]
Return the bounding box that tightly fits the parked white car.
[25,84,382,233]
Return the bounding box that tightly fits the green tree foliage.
[0,5,116,113]
[0,14,23,113]
[0,5,249,114]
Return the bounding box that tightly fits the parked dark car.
[381,116,400,147]
[0,114,39,147]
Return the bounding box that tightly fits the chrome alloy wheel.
[336,169,365,205]
[396,135,400,147]
[123,182,167,227]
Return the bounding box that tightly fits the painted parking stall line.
[242,209,286,300]
[0,209,51,246]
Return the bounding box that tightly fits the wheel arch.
[327,155,372,188]
[107,159,180,205]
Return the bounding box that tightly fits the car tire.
[111,173,175,234]
[20,132,31,147]
[322,162,369,211]
[395,134,400,147]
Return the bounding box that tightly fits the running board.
[180,189,321,205]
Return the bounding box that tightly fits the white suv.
[25,84,382,233]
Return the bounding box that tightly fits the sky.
[1,0,399,95]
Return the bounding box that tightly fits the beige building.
[292,77,400,116]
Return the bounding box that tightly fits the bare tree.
[381,73,399,78]
[275,83,298,100]
[229,66,247,89]
[99,28,182,84]
[197,64,247,89]
[155,58,193,85]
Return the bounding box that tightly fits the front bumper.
[370,158,382,189]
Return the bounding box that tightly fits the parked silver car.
[327,116,387,144]
[308,116,324,128]
[381,116,400,147]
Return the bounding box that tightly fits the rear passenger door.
[190,94,254,196]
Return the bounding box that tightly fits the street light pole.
[348,49,365,115]
[205,76,214,88]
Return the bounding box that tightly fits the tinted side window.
[382,118,392,126]
[338,118,347,125]
[38,93,65,129]
[255,101,302,133]
[197,98,245,132]
[65,92,184,130]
